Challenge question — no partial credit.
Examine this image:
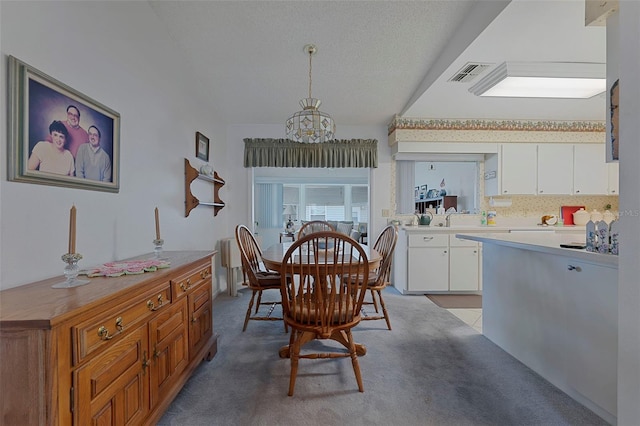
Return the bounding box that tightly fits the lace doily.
[80,258,170,278]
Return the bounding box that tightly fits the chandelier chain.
[308,48,313,99]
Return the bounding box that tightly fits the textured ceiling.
[148,0,606,129]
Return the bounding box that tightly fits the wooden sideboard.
[0,251,218,426]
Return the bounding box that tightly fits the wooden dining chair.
[297,220,335,240]
[361,224,398,330]
[280,231,369,396]
[235,224,287,332]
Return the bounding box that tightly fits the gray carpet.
[158,287,608,426]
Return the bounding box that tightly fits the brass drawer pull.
[146,294,164,311]
[200,270,209,279]
[180,279,192,292]
[97,317,124,340]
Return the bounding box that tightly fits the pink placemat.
[80,258,170,278]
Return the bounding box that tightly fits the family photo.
[8,56,120,192]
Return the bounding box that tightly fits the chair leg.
[376,289,392,330]
[242,290,258,332]
[345,329,364,392]
[255,289,263,314]
[369,288,379,312]
[288,330,304,396]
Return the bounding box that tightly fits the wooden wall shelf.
[185,158,225,217]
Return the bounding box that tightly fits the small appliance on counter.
[560,205,585,225]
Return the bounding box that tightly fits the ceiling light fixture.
[286,44,335,143]
[468,62,606,98]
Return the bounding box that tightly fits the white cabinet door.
[537,144,573,195]
[408,247,449,291]
[607,162,619,195]
[500,144,537,195]
[449,246,479,291]
[573,144,609,195]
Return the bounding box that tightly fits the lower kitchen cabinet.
[449,237,481,291]
[401,232,481,293]
[0,251,218,426]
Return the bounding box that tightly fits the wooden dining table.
[261,241,381,273]
[261,241,381,358]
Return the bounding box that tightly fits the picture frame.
[7,56,120,193]
[196,131,210,162]
[414,186,419,200]
[419,184,428,199]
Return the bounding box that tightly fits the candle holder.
[153,238,165,259]
[52,253,90,288]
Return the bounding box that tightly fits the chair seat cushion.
[255,271,282,287]
[290,293,356,324]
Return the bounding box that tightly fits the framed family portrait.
[7,56,120,193]
[196,131,210,162]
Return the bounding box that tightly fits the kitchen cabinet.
[486,143,617,196]
[449,235,481,291]
[485,143,537,196]
[400,232,482,293]
[608,162,619,195]
[0,251,217,426]
[573,144,609,195]
[537,144,573,195]
[407,234,449,291]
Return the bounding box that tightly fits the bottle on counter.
[480,210,487,226]
[487,211,497,226]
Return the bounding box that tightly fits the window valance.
[243,138,378,168]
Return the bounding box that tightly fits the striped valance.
[243,138,378,168]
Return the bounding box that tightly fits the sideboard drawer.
[73,284,171,365]
[171,263,212,301]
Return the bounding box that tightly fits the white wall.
[616,2,640,423]
[0,2,229,290]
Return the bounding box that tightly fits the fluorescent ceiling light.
[468,62,606,98]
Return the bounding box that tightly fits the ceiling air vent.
[448,62,492,83]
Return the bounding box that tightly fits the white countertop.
[455,232,618,268]
[401,224,584,234]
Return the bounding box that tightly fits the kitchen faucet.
[445,213,454,227]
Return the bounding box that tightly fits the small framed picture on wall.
[196,131,210,162]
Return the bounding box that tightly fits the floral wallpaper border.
[388,117,605,136]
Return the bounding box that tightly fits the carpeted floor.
[426,294,482,309]
[158,287,607,426]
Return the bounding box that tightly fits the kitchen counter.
[456,232,618,267]
[402,224,585,233]
[456,231,618,424]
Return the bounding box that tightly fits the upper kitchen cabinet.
[485,144,537,196]
[485,143,617,196]
[573,144,609,195]
[537,144,574,195]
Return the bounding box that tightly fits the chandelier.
[286,44,336,143]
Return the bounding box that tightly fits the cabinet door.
[188,284,213,358]
[449,246,480,291]
[573,144,608,195]
[408,247,449,291]
[537,144,573,195]
[149,298,189,408]
[608,162,619,195]
[75,324,149,426]
[501,144,537,195]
